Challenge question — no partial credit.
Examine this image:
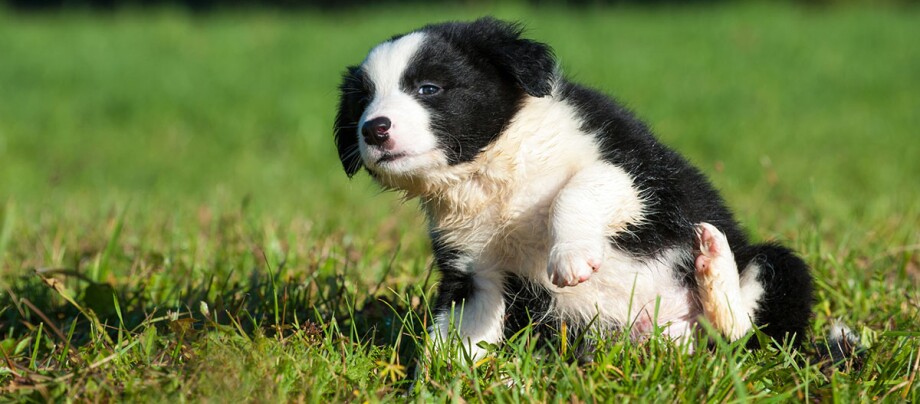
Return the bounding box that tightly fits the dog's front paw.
[547,242,604,287]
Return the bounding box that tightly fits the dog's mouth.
[375,152,408,164]
[365,148,444,176]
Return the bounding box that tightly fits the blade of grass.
[29,323,43,371]
[58,319,78,366]
[93,203,130,282]
[259,248,281,332]
[113,293,125,345]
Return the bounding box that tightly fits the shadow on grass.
[0,264,429,389]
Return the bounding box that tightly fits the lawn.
[1,2,918,401]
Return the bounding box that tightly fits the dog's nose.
[361,117,391,146]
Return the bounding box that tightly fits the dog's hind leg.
[694,223,814,345]
[694,222,762,340]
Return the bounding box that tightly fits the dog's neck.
[422,148,518,231]
[379,95,574,236]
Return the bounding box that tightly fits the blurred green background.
[1,2,917,233]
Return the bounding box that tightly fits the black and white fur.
[334,18,814,360]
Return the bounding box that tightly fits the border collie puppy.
[334,18,814,360]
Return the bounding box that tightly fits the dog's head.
[334,18,556,183]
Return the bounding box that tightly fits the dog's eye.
[417,84,442,96]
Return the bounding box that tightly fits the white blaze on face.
[359,32,447,176]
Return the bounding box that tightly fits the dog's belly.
[551,248,701,337]
[483,212,701,338]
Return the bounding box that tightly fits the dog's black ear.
[334,66,368,177]
[468,18,556,97]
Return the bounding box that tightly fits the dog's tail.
[816,320,866,371]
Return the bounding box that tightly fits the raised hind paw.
[694,222,736,280]
[694,222,751,339]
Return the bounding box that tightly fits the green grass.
[1,2,919,401]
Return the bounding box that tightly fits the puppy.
[334,18,814,361]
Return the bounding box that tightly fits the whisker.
[341,146,361,162]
